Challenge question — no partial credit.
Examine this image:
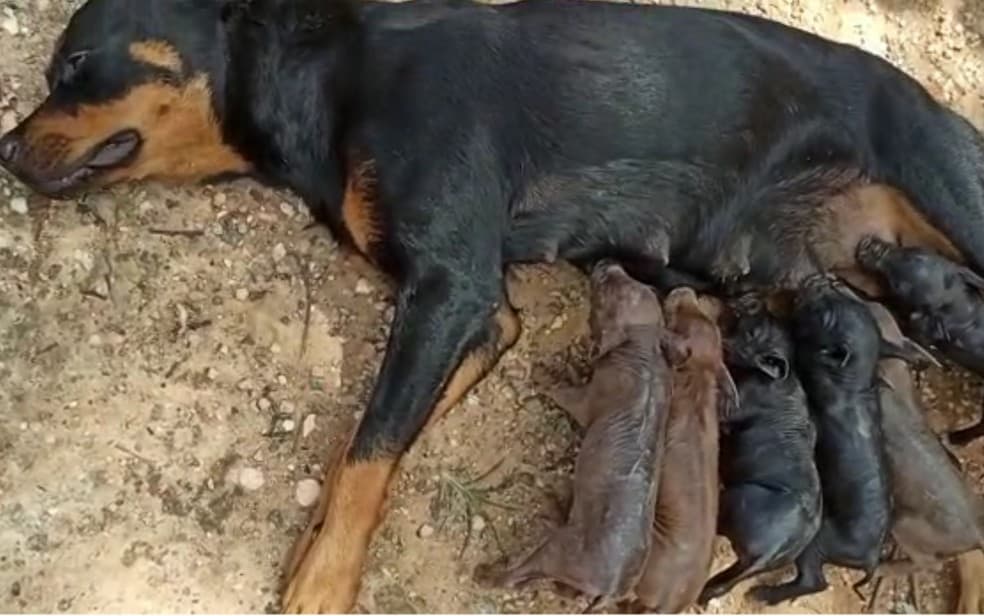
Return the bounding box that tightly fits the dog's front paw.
[282,532,360,614]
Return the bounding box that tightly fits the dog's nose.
[0,133,21,165]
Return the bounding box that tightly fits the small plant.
[429,459,517,558]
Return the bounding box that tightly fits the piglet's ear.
[718,366,740,418]
[661,332,691,365]
[754,352,789,381]
[880,336,941,368]
[959,266,984,294]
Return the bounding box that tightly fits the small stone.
[88,334,103,347]
[280,419,296,433]
[237,379,255,392]
[295,479,320,507]
[270,343,282,355]
[277,374,288,386]
[257,397,272,412]
[417,524,435,539]
[471,515,487,533]
[236,467,265,491]
[138,200,154,215]
[212,192,227,207]
[272,243,287,262]
[302,414,317,438]
[8,196,27,215]
[235,288,249,301]
[1,111,16,134]
[354,278,373,295]
[206,368,218,381]
[279,202,294,217]
[549,315,565,331]
[2,15,19,36]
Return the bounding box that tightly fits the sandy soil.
[1,0,983,613]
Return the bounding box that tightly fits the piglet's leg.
[490,533,602,599]
[750,544,827,606]
[547,385,595,428]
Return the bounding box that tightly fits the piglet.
[856,236,984,444]
[632,287,735,613]
[865,301,984,570]
[699,295,822,603]
[480,261,672,607]
[752,274,894,605]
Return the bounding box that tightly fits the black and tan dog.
[4,0,984,612]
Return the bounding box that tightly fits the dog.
[5,0,984,611]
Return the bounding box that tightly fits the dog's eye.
[48,50,90,90]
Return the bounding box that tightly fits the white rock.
[9,196,27,215]
[235,288,249,301]
[1,111,17,134]
[354,278,373,295]
[236,467,265,491]
[417,524,435,539]
[302,414,317,438]
[471,515,487,533]
[295,479,320,507]
[1,16,18,36]
[280,419,296,433]
[257,397,272,412]
[272,243,287,262]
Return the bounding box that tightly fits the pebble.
[1,111,16,134]
[417,524,435,539]
[234,288,249,301]
[257,397,272,412]
[354,278,373,295]
[295,479,320,507]
[9,196,27,215]
[88,334,103,347]
[279,202,294,217]
[280,419,296,432]
[236,467,265,491]
[471,515,487,533]
[2,15,18,36]
[272,243,287,262]
[302,414,317,438]
[206,368,218,381]
[212,192,227,207]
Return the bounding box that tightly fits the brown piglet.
[480,261,673,607]
[632,287,736,613]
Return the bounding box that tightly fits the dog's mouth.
[19,130,142,198]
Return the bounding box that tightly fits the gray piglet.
[866,302,984,588]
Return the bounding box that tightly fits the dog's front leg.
[282,267,519,613]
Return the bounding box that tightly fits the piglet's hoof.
[473,558,510,588]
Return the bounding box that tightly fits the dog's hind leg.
[282,269,519,613]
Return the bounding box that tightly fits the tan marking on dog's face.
[129,40,183,73]
[17,75,250,189]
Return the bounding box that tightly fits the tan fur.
[22,75,250,185]
[283,299,519,613]
[129,40,183,73]
[341,160,382,258]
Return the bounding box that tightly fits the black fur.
[699,297,821,603]
[753,275,892,605]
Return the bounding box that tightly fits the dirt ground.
[1,0,984,614]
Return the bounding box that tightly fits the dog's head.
[0,0,255,197]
